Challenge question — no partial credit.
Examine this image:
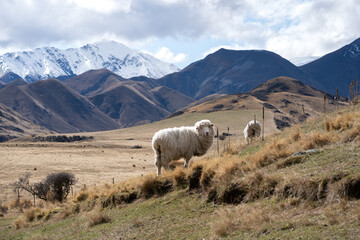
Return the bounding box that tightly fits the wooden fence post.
[262,107,264,141]
[112,178,114,184]
[228,127,230,149]
[323,93,326,113]
[336,88,339,111]
[216,127,219,157]
[33,195,36,207]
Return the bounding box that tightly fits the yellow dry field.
[0,110,278,203]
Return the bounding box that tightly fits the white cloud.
[68,0,131,14]
[146,47,187,64]
[0,0,359,64]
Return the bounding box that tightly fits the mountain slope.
[301,38,360,96]
[180,77,346,129]
[0,79,120,133]
[0,103,52,142]
[0,40,179,82]
[63,68,126,97]
[88,81,194,127]
[157,49,316,99]
[0,72,22,83]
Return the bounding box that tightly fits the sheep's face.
[195,120,215,138]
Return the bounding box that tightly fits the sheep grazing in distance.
[243,120,261,144]
[152,119,215,176]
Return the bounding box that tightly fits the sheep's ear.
[210,123,214,127]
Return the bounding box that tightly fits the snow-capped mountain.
[0,40,179,82]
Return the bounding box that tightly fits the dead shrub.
[88,211,111,227]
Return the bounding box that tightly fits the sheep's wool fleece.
[152,120,215,164]
[243,120,261,139]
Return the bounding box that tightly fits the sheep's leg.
[155,147,162,176]
[184,157,191,168]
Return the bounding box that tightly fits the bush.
[12,172,76,203]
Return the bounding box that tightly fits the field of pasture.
[0,109,277,203]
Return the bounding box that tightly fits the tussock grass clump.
[139,175,173,198]
[211,204,271,238]
[210,171,279,204]
[9,199,33,210]
[324,112,358,131]
[276,155,306,169]
[74,191,89,203]
[24,207,45,222]
[0,203,8,215]
[88,211,111,227]
[172,167,187,188]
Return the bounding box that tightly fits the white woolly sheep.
[152,119,215,176]
[243,120,261,144]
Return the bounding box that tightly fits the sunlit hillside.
[1,102,359,239]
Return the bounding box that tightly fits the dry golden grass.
[5,104,360,237]
[88,211,111,227]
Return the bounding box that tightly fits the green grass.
[1,105,360,239]
[0,190,218,240]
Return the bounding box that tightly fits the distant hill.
[301,38,360,97]
[157,49,317,99]
[64,68,128,97]
[63,69,194,127]
[0,78,28,90]
[0,103,52,142]
[88,81,194,127]
[0,72,22,83]
[178,77,347,129]
[0,79,120,133]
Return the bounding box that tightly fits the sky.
[0,0,360,68]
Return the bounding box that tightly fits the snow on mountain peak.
[0,40,180,82]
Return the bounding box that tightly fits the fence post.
[302,104,305,114]
[112,178,115,184]
[216,127,219,157]
[33,195,36,207]
[228,127,230,149]
[336,88,339,111]
[262,107,264,141]
[323,93,326,113]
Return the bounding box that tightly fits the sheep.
[152,119,215,176]
[243,120,261,144]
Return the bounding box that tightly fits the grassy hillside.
[1,104,360,239]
